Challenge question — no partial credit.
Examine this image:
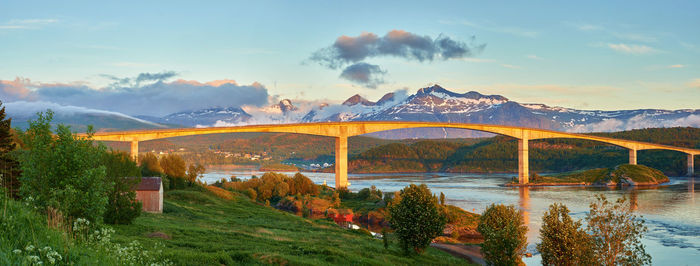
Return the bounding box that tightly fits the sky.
[1,0,699,116]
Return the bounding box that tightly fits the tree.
[186,163,205,183]
[477,204,528,265]
[17,111,110,223]
[139,153,162,176]
[0,100,20,199]
[586,195,651,265]
[159,154,186,178]
[102,151,142,225]
[537,203,594,265]
[387,184,446,254]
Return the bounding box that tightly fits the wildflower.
[12,249,21,254]
[25,245,35,251]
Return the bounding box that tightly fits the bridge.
[83,121,699,188]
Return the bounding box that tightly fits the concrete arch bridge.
[83,121,699,188]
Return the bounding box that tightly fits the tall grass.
[0,190,170,265]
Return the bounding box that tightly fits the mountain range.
[6,85,698,138]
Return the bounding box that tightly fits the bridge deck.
[79,121,699,187]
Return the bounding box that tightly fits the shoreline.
[504,181,672,188]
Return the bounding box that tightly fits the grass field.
[111,187,472,265]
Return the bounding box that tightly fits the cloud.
[571,23,657,43]
[442,19,538,38]
[526,54,543,60]
[0,72,270,117]
[0,78,38,101]
[501,64,521,69]
[569,114,700,133]
[310,30,485,87]
[339,63,386,89]
[607,43,657,54]
[311,30,484,69]
[100,70,178,88]
[4,101,162,127]
[687,79,700,89]
[0,18,58,30]
[667,64,686,68]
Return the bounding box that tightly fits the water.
[202,167,699,265]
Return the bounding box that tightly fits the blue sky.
[1,0,698,114]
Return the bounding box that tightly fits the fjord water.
[202,167,699,265]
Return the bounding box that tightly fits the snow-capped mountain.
[136,84,698,138]
[160,107,252,127]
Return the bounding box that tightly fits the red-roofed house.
[135,177,163,213]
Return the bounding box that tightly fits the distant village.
[147,147,332,170]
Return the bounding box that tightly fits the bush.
[387,184,446,254]
[537,203,593,265]
[244,188,257,201]
[586,195,651,265]
[102,151,142,225]
[16,111,110,223]
[477,204,528,265]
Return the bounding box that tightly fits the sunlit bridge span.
[80,121,699,188]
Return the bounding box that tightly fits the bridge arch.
[84,121,699,187]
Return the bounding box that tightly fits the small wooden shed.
[135,177,163,213]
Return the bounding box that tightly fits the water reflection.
[519,187,530,225]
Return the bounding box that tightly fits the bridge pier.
[518,137,529,184]
[689,154,695,176]
[629,149,637,165]
[334,126,349,188]
[130,140,139,162]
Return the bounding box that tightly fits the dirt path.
[430,243,485,265]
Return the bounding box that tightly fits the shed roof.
[136,177,162,191]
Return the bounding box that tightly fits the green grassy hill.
[111,188,470,265]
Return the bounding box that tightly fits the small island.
[508,164,670,187]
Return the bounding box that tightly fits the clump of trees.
[537,195,651,265]
[477,204,528,265]
[102,151,142,225]
[387,184,446,254]
[220,172,319,202]
[0,100,21,199]
[15,111,141,224]
[139,152,204,190]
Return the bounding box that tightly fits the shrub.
[387,184,446,254]
[586,195,651,265]
[206,186,233,200]
[16,111,110,223]
[537,203,593,265]
[244,188,257,201]
[477,204,528,265]
[102,151,142,225]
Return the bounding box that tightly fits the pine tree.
[0,101,20,198]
